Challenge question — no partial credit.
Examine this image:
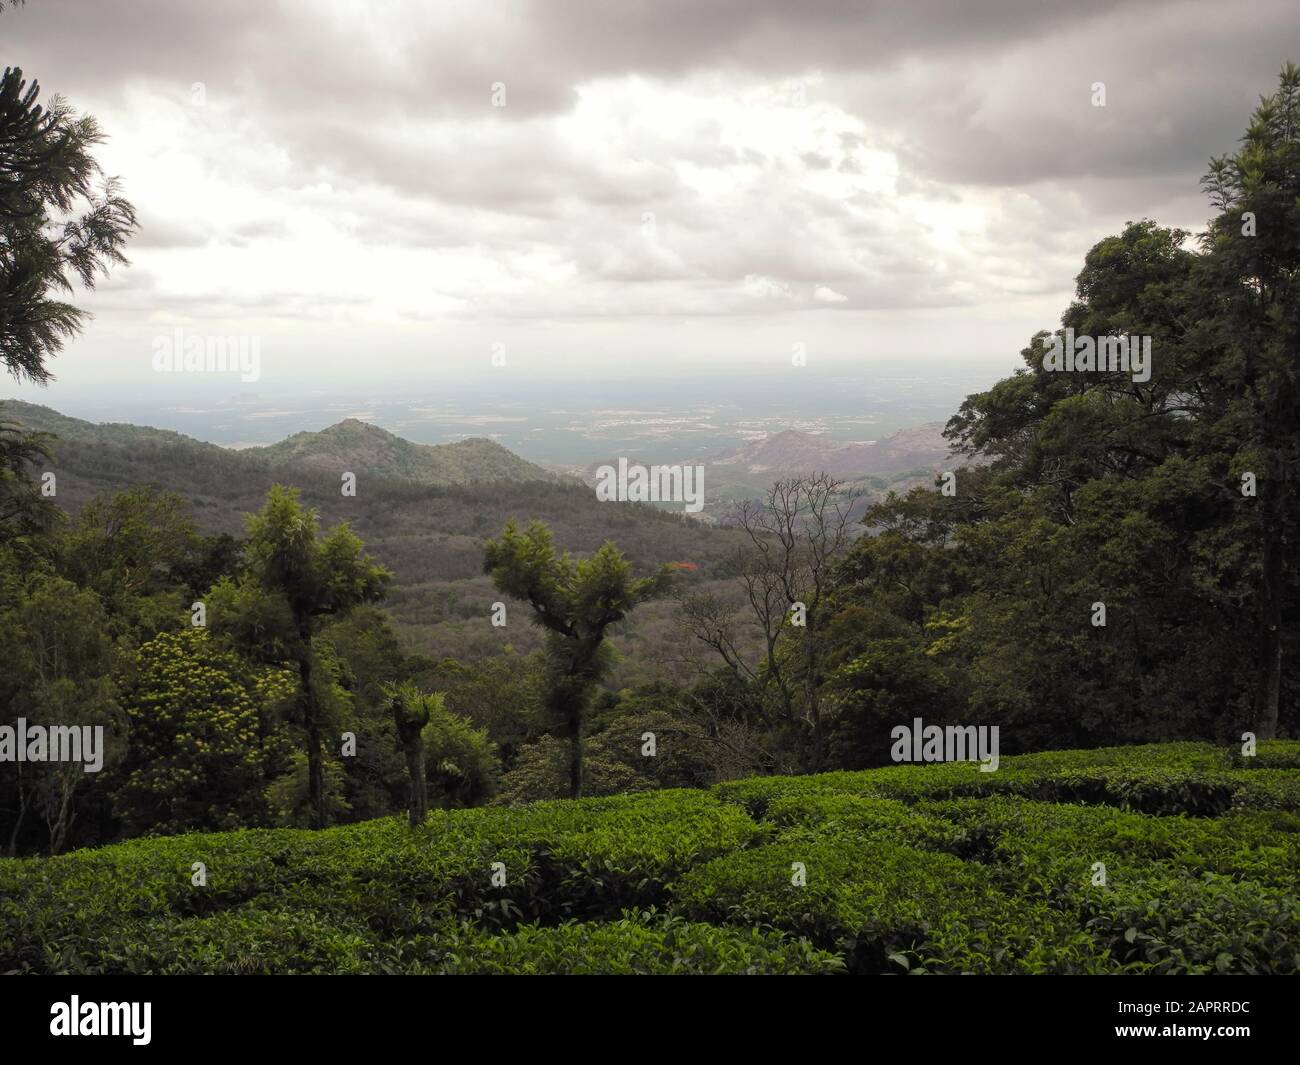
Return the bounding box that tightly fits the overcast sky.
[5,0,1298,402]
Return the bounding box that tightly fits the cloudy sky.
[4,0,1298,406]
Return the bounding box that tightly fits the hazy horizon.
[2,355,1001,464]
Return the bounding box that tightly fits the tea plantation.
[3,742,1298,975]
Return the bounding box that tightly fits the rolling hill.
[711,423,953,480]
[242,417,552,485]
[1,402,552,487]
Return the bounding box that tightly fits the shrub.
[493,735,653,805]
[763,793,960,851]
[427,912,844,975]
[114,629,297,834]
[421,696,500,807]
[1082,874,1300,974]
[86,909,376,975]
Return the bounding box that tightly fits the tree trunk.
[405,744,428,827]
[7,763,29,856]
[306,720,324,828]
[804,609,824,772]
[297,623,325,828]
[568,704,584,799]
[47,771,75,855]
[1252,523,1283,740]
[809,705,825,772]
[552,638,596,800]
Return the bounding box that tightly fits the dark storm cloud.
[9,0,1293,193]
[6,1,1164,96]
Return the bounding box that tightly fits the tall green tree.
[483,519,669,798]
[1199,62,1300,739]
[222,485,389,826]
[58,486,199,638]
[859,64,1300,750]
[0,575,122,853]
[0,65,136,385]
[0,61,133,545]
[386,681,431,827]
[0,418,55,550]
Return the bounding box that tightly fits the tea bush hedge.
[2,742,1296,973]
[423,912,845,974]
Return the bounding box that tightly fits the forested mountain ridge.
[0,400,553,487]
[242,416,554,485]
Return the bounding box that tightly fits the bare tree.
[679,473,860,770]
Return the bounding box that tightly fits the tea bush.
[2,742,1295,974]
[426,912,845,974]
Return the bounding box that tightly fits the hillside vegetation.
[0,399,758,681]
[3,741,1297,975]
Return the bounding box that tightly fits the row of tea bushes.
[0,790,758,973]
[2,742,1296,973]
